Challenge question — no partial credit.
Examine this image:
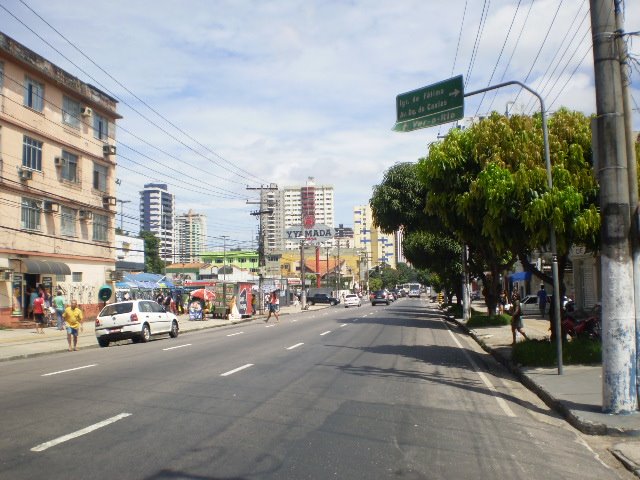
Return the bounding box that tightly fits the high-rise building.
[0,32,120,326]
[262,177,335,252]
[175,209,207,263]
[139,183,175,262]
[353,205,396,270]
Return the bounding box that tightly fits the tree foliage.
[140,231,164,274]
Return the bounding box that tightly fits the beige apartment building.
[0,33,120,326]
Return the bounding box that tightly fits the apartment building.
[140,183,175,263]
[175,209,207,263]
[263,177,335,252]
[0,33,120,326]
[353,205,397,270]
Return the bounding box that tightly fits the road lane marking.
[339,324,347,327]
[286,343,304,350]
[320,331,331,336]
[226,332,244,337]
[221,364,254,376]
[265,324,276,328]
[446,328,516,417]
[41,364,96,377]
[31,413,131,452]
[163,344,192,351]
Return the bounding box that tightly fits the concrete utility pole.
[614,0,640,406]
[590,0,637,413]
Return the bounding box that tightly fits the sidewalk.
[0,303,323,362]
[448,303,640,477]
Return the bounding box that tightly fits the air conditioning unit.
[102,195,117,207]
[43,201,60,213]
[79,210,93,220]
[18,168,32,181]
[103,144,116,156]
[54,156,67,168]
[1,270,12,281]
[81,106,92,117]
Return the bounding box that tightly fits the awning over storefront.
[21,259,71,275]
[509,271,532,282]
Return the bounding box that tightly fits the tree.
[418,109,599,314]
[370,162,464,301]
[140,231,164,274]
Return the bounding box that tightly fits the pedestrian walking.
[537,284,548,318]
[265,289,280,323]
[33,292,45,334]
[53,290,66,330]
[63,299,84,351]
[510,291,529,345]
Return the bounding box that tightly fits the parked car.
[371,290,390,306]
[343,294,362,308]
[307,293,339,306]
[519,295,546,315]
[95,300,180,347]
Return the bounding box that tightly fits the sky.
[1,0,638,252]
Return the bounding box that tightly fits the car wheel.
[98,337,110,348]
[331,301,337,306]
[169,320,179,338]
[386,301,389,305]
[139,324,151,343]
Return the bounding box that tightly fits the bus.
[408,283,421,298]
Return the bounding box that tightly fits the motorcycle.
[561,302,601,341]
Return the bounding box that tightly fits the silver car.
[344,294,362,308]
[95,300,179,347]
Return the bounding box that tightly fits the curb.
[443,314,636,437]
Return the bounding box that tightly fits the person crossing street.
[264,289,280,323]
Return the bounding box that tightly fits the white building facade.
[175,209,207,263]
[139,183,175,263]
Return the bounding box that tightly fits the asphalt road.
[0,298,629,479]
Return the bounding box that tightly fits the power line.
[2,1,269,187]
[464,0,491,90]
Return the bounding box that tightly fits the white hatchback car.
[344,294,362,308]
[95,300,179,347]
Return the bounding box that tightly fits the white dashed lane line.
[31,413,132,452]
[226,332,244,337]
[320,331,331,336]
[221,364,254,377]
[163,344,192,351]
[286,343,304,350]
[339,324,347,327]
[41,364,97,377]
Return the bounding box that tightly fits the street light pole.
[221,235,228,282]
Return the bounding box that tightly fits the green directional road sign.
[393,75,464,132]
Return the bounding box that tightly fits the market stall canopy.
[509,271,532,282]
[21,259,71,275]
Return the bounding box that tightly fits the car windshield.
[100,302,133,316]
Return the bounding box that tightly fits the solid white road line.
[286,343,304,350]
[320,331,331,336]
[163,344,192,351]
[221,363,254,377]
[41,364,96,377]
[226,332,244,337]
[31,413,132,452]
[446,328,516,417]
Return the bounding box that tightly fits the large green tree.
[418,109,599,313]
[370,162,464,300]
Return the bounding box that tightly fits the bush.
[512,338,601,366]
[466,313,510,328]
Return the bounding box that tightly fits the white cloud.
[1,0,638,244]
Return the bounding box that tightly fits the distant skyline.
[2,0,638,250]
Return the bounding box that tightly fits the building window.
[61,151,79,182]
[21,198,41,230]
[93,213,108,242]
[62,96,81,128]
[24,76,44,112]
[22,136,43,171]
[55,274,66,282]
[0,62,4,89]
[93,113,108,140]
[60,206,77,237]
[72,272,82,282]
[93,162,108,192]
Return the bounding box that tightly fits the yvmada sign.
[285,224,335,241]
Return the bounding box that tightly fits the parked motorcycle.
[561,302,601,341]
